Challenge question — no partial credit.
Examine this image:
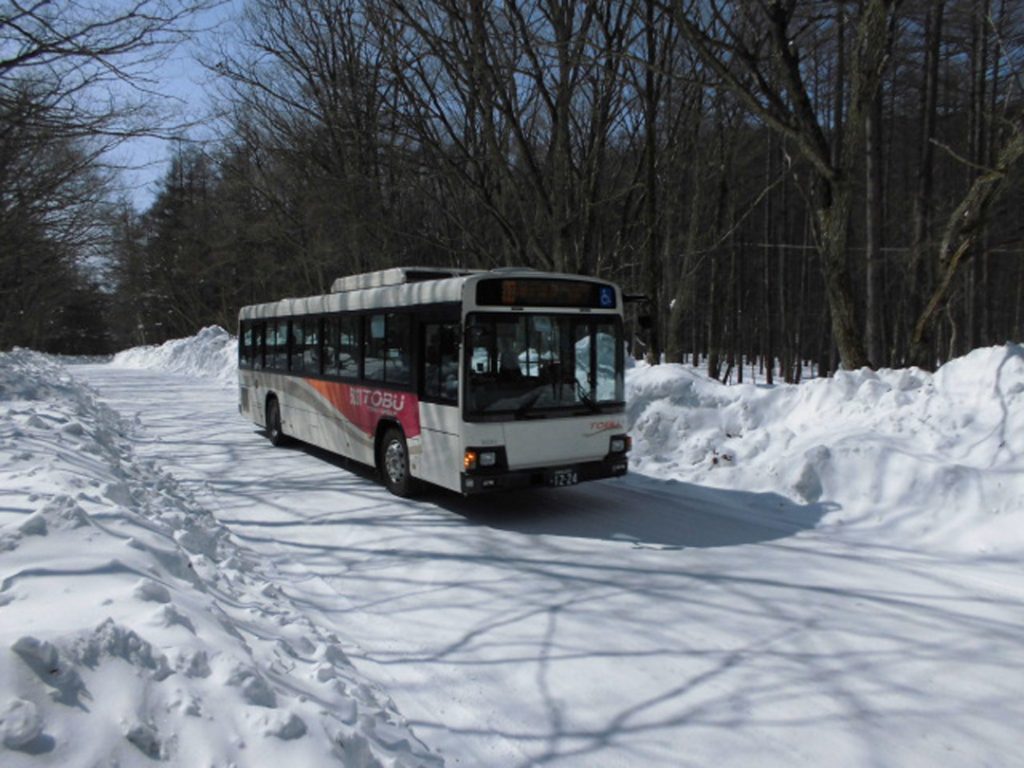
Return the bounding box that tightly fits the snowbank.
[627,344,1024,555]
[111,326,237,387]
[0,350,441,766]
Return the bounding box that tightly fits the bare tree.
[909,109,1024,367]
[100,0,1024,370]
[1,0,212,351]
[380,0,639,273]
[670,0,902,370]
[1,0,213,146]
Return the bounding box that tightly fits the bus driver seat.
[498,349,522,381]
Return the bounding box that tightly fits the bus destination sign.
[477,279,617,309]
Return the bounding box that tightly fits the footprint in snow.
[0,699,46,751]
[132,578,171,604]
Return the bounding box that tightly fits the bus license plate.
[548,469,579,487]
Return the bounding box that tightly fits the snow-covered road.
[78,364,1024,768]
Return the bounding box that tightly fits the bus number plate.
[548,469,579,487]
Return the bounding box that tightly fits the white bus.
[237,267,630,496]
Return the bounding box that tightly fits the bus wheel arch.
[265,394,288,447]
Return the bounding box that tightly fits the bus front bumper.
[460,456,628,495]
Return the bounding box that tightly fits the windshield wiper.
[575,378,601,413]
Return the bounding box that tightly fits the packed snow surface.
[4,329,1024,766]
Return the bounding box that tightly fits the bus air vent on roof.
[330,267,480,293]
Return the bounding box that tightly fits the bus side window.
[385,313,410,386]
[240,321,252,367]
[366,314,411,386]
[271,319,289,370]
[339,315,360,378]
[303,317,320,374]
[365,314,386,382]
[253,321,265,370]
[322,317,339,375]
[423,322,459,403]
[288,320,303,372]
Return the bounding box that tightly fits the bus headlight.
[465,448,501,471]
[610,435,631,454]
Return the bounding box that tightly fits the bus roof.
[238,267,619,320]
[329,267,482,293]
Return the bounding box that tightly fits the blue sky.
[108,1,240,211]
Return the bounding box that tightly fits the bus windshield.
[465,313,624,418]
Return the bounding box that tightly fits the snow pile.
[627,344,1024,555]
[111,326,237,387]
[0,350,441,767]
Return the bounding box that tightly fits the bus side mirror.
[625,293,652,330]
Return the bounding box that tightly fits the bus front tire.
[266,398,287,447]
[381,428,416,497]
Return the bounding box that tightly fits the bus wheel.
[381,428,416,497]
[266,397,287,447]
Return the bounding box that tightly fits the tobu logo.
[350,387,406,412]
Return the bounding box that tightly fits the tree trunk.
[907,0,944,363]
[668,108,704,364]
[909,119,1024,368]
[671,0,899,371]
[817,181,869,369]
[551,3,574,274]
[865,87,885,366]
[641,0,662,364]
[707,247,720,380]
[763,134,775,384]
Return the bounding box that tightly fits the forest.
[2,0,1022,379]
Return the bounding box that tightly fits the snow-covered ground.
[3,329,1024,766]
[0,349,439,766]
